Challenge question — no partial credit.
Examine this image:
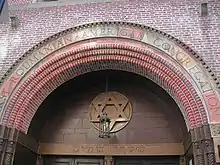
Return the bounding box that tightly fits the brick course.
[0,0,220,79]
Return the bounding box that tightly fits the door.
[115,156,179,165]
[43,157,104,165]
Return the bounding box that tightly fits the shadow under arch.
[28,69,189,160]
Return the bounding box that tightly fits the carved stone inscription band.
[39,143,184,156]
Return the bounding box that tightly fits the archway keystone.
[0,22,219,164]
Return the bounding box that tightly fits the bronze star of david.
[89,92,132,133]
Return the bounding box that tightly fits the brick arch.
[2,38,206,133]
[0,22,219,134]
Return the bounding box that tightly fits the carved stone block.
[192,141,205,165]
[203,139,216,165]
[191,128,205,165]
[2,128,19,165]
[210,124,220,137]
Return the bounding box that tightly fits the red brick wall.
[29,71,187,144]
[0,0,219,79]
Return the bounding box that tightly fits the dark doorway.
[115,156,179,165]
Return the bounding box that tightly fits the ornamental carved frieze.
[89,92,132,133]
[190,125,217,165]
[204,139,216,165]
[210,124,220,137]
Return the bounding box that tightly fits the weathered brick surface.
[7,0,33,5]
[0,0,220,78]
[29,70,187,144]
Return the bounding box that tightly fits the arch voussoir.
[0,40,205,132]
[0,37,209,134]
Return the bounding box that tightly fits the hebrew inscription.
[39,143,184,155]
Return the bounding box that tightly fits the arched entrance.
[0,22,219,165]
[29,70,188,164]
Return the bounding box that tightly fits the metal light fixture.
[99,112,111,138]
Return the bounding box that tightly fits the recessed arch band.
[2,38,207,133]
